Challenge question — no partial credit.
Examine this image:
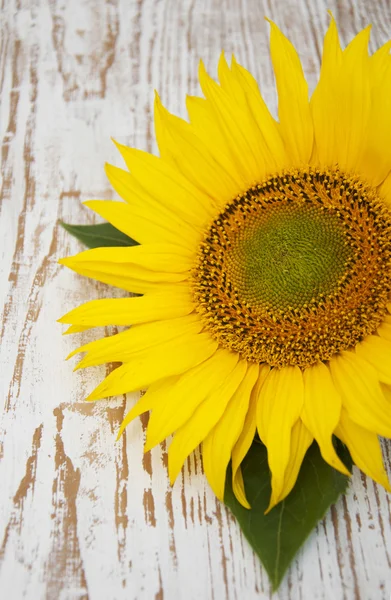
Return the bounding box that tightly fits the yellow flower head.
[59,17,391,512]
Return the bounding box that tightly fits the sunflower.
[59,17,391,512]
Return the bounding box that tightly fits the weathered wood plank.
[1,1,391,598]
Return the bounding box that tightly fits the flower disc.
[193,168,391,367]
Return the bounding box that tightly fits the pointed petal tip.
[233,486,251,509]
[230,53,238,67]
[154,92,169,118]
[333,460,351,478]
[66,348,79,361]
[82,199,100,209]
[116,427,124,442]
[264,16,277,29]
[63,325,84,336]
[198,59,216,91]
[264,486,283,514]
[85,383,108,402]
[85,391,100,402]
[362,24,372,41]
[104,161,116,176]
[371,468,391,492]
[111,137,128,155]
[143,441,153,453]
[154,90,163,108]
[168,470,178,486]
[382,477,391,493]
[212,488,225,503]
[62,325,80,335]
[73,361,85,372]
[198,58,207,75]
[218,50,228,66]
[264,498,276,515]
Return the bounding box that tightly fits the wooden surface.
[1,0,391,598]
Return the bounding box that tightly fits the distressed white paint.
[1,0,391,598]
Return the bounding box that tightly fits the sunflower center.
[193,167,391,368]
[227,203,352,312]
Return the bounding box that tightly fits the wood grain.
[1,0,391,598]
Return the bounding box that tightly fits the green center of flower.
[193,167,391,368]
[226,203,352,312]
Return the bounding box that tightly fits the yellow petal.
[310,15,342,166]
[218,53,288,177]
[370,40,391,87]
[154,92,241,202]
[257,366,304,510]
[62,324,91,335]
[335,409,390,491]
[355,335,391,383]
[198,57,269,183]
[86,331,218,401]
[67,243,193,271]
[311,21,371,172]
[302,363,349,475]
[356,335,391,384]
[271,419,313,508]
[378,315,391,341]
[59,245,191,293]
[58,285,194,329]
[217,52,245,105]
[185,94,245,192]
[69,314,203,369]
[117,376,179,439]
[113,141,217,224]
[231,365,270,508]
[167,359,249,484]
[267,19,313,164]
[230,57,288,173]
[80,199,143,243]
[331,25,371,171]
[145,349,238,450]
[358,46,391,185]
[231,466,249,509]
[202,363,260,501]
[329,351,391,438]
[104,164,200,248]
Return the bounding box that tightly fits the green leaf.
[60,221,138,249]
[224,439,352,590]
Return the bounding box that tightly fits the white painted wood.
[1,1,391,598]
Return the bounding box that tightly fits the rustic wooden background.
[1,0,391,598]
